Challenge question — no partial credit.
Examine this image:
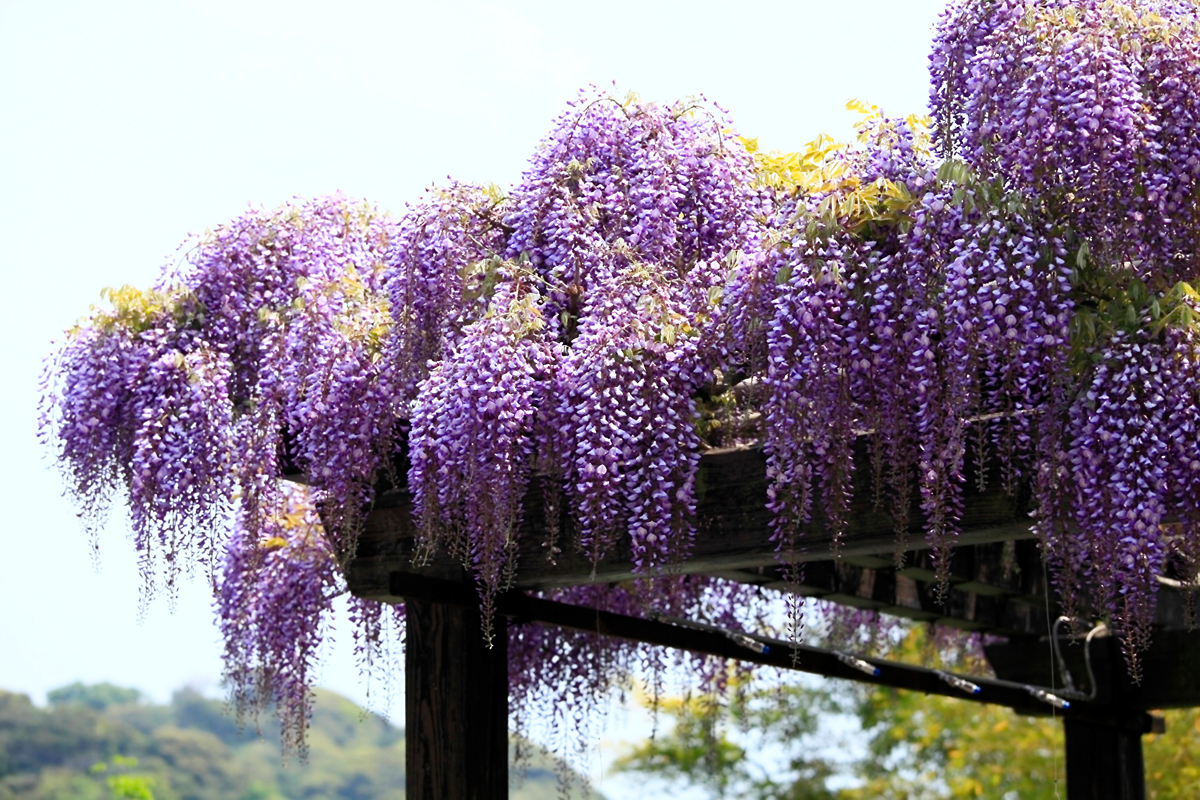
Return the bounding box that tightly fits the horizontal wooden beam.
[379,570,1159,733]
[711,539,1053,637]
[346,443,1035,598]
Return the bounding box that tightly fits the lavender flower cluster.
[408,276,557,642]
[42,95,773,750]
[932,0,1200,280]
[932,0,1200,672]
[41,195,405,746]
[756,117,1071,612]
[218,483,342,759]
[43,20,1200,748]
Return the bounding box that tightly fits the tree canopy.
[0,684,594,800]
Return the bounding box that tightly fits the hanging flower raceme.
[386,183,511,411]
[257,199,398,543]
[217,483,347,759]
[763,235,860,560]
[155,195,401,546]
[39,285,236,592]
[931,0,1200,675]
[546,259,721,572]
[1029,293,1200,677]
[42,194,402,592]
[756,119,1070,589]
[504,89,765,316]
[490,90,766,578]
[931,0,1200,282]
[408,272,558,639]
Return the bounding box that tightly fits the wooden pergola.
[339,442,1199,799]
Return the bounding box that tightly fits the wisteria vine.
[39,2,1200,754]
[930,0,1200,672]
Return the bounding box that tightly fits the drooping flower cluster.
[217,482,404,757]
[408,275,557,639]
[43,15,1200,753]
[386,183,511,410]
[754,114,1072,603]
[504,91,763,312]
[40,196,404,567]
[1034,321,1200,672]
[40,196,408,746]
[545,259,723,572]
[931,0,1200,672]
[217,483,341,759]
[499,92,763,578]
[39,286,234,591]
[931,0,1200,280]
[42,94,775,751]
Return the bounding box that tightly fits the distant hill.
[0,683,603,800]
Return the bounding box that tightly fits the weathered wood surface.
[406,597,508,800]
[1066,718,1148,800]
[346,442,1034,599]
[713,538,1053,637]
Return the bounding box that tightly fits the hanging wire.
[1050,615,1108,701]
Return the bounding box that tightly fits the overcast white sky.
[0,0,947,794]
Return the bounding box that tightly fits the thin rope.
[1043,557,1062,800]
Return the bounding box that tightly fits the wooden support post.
[406,598,508,800]
[1064,719,1146,800]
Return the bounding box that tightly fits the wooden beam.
[406,597,508,800]
[347,443,1034,598]
[1065,719,1147,800]
[384,571,1158,732]
[709,539,1053,636]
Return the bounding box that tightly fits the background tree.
[616,624,1200,798]
[0,684,600,800]
[612,682,842,800]
[46,684,142,712]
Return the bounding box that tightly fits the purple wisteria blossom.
[43,37,1200,752]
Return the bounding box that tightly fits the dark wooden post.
[1064,719,1146,800]
[406,598,508,800]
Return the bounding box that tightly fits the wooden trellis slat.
[709,539,1053,637]
[347,442,1033,597]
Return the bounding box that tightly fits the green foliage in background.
[91,756,157,800]
[613,681,842,800]
[47,684,143,712]
[0,685,601,800]
[615,627,1200,798]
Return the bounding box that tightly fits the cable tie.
[835,650,880,677]
[726,631,770,654]
[1026,685,1071,709]
[934,669,981,695]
